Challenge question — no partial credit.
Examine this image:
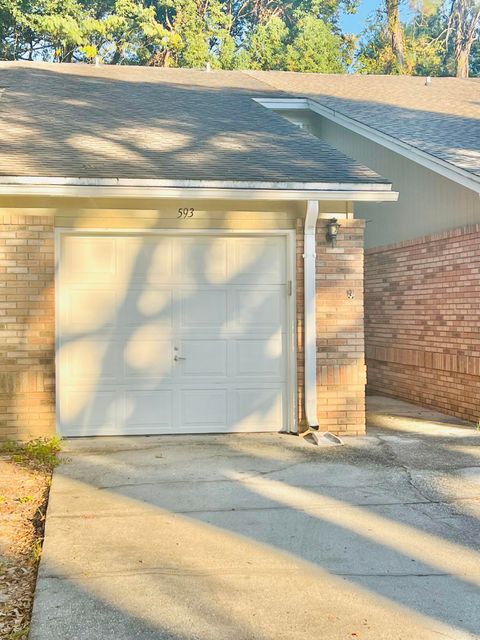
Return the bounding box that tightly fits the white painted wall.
[278,110,480,249]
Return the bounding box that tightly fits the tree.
[386,0,406,69]
[285,13,346,72]
[356,0,449,75]
[447,0,480,77]
[0,0,356,68]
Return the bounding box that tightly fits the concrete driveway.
[31,396,480,640]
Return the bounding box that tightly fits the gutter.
[0,177,398,202]
[303,200,320,431]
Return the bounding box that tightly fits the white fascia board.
[253,97,310,110]
[256,97,480,195]
[0,182,398,202]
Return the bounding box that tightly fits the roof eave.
[0,178,398,202]
[255,97,480,195]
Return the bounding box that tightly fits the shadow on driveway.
[30,395,480,640]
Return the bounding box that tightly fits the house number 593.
[178,207,194,219]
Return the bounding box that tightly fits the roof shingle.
[0,62,387,186]
[249,71,480,179]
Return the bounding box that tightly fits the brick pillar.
[0,215,55,441]
[297,218,366,436]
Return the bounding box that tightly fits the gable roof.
[248,71,480,189]
[0,62,477,198]
[0,62,390,196]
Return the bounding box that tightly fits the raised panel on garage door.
[57,233,290,436]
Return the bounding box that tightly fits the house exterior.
[1,64,477,442]
[255,73,480,424]
[0,62,399,441]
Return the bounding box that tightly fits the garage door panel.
[61,287,118,334]
[179,237,228,284]
[229,237,285,284]
[235,336,284,378]
[62,236,117,284]
[124,390,173,430]
[121,287,174,328]
[122,236,175,284]
[59,338,119,384]
[180,340,227,377]
[233,387,284,431]
[233,288,284,330]
[60,389,118,433]
[123,337,174,381]
[180,289,228,329]
[180,389,228,429]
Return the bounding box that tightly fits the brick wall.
[0,214,367,440]
[297,218,367,436]
[365,224,480,424]
[0,215,55,440]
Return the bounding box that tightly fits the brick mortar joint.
[365,223,480,255]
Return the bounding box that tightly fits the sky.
[340,0,382,35]
[340,0,415,36]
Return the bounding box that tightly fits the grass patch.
[6,629,30,639]
[0,436,62,471]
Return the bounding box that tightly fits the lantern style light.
[326,218,341,247]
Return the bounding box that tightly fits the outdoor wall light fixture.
[326,218,341,247]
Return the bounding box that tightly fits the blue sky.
[340,0,414,36]
[340,0,382,35]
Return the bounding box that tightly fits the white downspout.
[303,200,319,430]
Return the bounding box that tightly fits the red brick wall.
[297,218,367,436]
[365,224,480,424]
[0,215,55,441]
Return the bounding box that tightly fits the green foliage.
[0,0,477,74]
[356,0,479,76]
[245,16,289,70]
[0,0,356,70]
[0,436,62,471]
[285,13,346,72]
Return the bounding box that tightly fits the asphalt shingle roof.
[0,63,477,186]
[0,62,387,186]
[249,71,480,179]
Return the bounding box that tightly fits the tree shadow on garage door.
[57,232,291,437]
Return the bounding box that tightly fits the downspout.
[303,201,342,445]
[303,200,320,430]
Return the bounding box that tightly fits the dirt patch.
[0,440,60,639]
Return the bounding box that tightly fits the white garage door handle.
[174,355,186,362]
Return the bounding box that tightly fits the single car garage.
[56,231,296,436]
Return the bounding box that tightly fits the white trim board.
[0,183,397,202]
[54,228,298,436]
[255,97,480,195]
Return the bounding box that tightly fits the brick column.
[297,217,366,436]
[0,215,55,441]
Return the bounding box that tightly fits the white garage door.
[57,233,291,436]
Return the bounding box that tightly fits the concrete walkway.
[31,396,480,639]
